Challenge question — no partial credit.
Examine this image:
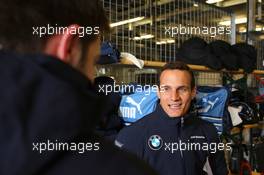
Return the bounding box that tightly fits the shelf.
[117,59,264,75]
[243,124,260,129]
[231,124,261,134]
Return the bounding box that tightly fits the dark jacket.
[115,104,228,175]
[94,76,124,141]
[0,51,158,175]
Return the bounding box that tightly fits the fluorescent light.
[132,19,152,27]
[156,41,167,45]
[235,18,247,24]
[133,34,154,40]
[167,39,175,43]
[140,34,154,39]
[133,37,141,40]
[110,17,145,28]
[156,39,175,45]
[219,17,247,26]
[219,21,229,26]
[256,28,262,31]
[238,26,263,33]
[206,0,223,4]
[239,27,247,33]
[193,3,199,7]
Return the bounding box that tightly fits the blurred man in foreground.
[0,0,157,174]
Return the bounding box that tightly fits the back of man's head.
[0,0,109,53]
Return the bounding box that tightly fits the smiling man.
[115,62,228,175]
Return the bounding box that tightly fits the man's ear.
[44,24,82,67]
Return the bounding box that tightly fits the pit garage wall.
[98,0,262,88]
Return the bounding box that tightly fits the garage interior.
[97,0,264,174]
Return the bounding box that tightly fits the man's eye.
[178,87,189,93]
[164,87,169,91]
[160,86,169,92]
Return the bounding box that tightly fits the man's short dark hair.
[0,0,110,53]
[158,61,195,89]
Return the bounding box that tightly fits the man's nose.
[171,90,180,101]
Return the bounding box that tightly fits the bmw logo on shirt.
[148,135,163,151]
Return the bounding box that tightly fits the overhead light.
[167,39,175,43]
[133,36,141,40]
[256,27,263,31]
[206,0,223,4]
[193,3,199,7]
[219,17,247,26]
[156,39,175,45]
[138,34,154,40]
[133,34,154,40]
[156,41,167,45]
[110,17,145,28]
[235,17,247,24]
[238,26,263,33]
[239,27,247,33]
[258,0,262,2]
[132,19,152,27]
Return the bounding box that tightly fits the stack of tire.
[176,37,257,73]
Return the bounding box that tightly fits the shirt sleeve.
[115,125,144,158]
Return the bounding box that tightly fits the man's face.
[157,69,196,117]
